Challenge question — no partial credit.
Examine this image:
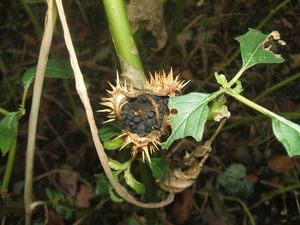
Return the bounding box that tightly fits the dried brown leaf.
[172,190,193,224]
[127,0,167,51]
[47,210,65,225]
[58,164,78,197]
[75,184,94,208]
[267,155,297,173]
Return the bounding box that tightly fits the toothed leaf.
[162,92,210,149]
[235,28,284,69]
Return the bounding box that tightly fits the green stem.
[21,86,30,110]
[227,66,247,88]
[1,138,17,190]
[227,91,278,118]
[102,0,145,89]
[198,0,290,90]
[226,91,299,130]
[140,163,157,225]
[255,0,289,30]
[63,80,80,123]
[20,0,43,38]
[254,72,300,101]
[224,196,256,225]
[250,182,300,210]
[0,108,10,116]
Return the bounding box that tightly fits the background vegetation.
[0,0,300,224]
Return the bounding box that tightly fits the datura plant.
[99,69,189,161]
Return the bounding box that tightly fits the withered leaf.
[58,164,78,197]
[75,184,94,208]
[127,0,168,51]
[267,155,297,173]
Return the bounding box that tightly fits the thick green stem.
[24,1,56,224]
[1,138,17,190]
[102,0,145,89]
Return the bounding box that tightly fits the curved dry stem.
[55,0,174,208]
[24,1,56,224]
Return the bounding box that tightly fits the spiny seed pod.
[99,69,189,161]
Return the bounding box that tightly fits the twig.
[24,1,56,224]
[54,0,174,208]
[225,196,256,225]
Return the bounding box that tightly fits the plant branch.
[55,0,174,208]
[254,72,300,102]
[102,0,145,90]
[24,1,56,224]
[226,91,299,131]
[1,138,17,190]
[225,196,256,225]
[0,108,10,116]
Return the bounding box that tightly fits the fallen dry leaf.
[127,0,167,51]
[202,206,228,225]
[58,164,78,197]
[267,155,297,173]
[75,183,94,208]
[172,189,193,224]
[47,210,65,225]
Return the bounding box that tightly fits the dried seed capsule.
[100,69,189,161]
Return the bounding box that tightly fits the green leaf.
[126,217,141,225]
[44,58,74,78]
[214,72,227,87]
[149,158,170,180]
[272,117,300,157]
[99,122,122,142]
[21,58,74,90]
[0,112,18,156]
[124,168,146,194]
[95,173,110,196]
[104,138,125,150]
[108,158,129,171]
[56,204,74,220]
[108,187,124,203]
[162,92,211,149]
[233,80,243,94]
[235,28,285,70]
[22,67,36,90]
[217,163,253,197]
